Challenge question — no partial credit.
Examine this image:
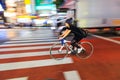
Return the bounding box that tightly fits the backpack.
[59,26,88,38]
[78,28,88,38]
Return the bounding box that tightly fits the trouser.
[71,35,83,49]
[65,33,83,48]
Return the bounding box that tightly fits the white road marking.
[11,37,57,41]
[0,41,58,47]
[0,44,61,52]
[92,34,120,44]
[0,57,73,71]
[6,77,28,80]
[63,70,81,80]
[0,51,58,59]
[5,39,58,44]
[0,45,51,52]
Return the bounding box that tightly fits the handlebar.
[60,39,71,45]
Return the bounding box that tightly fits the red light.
[115,28,120,30]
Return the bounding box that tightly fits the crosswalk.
[0,28,81,80]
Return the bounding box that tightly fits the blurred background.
[0,0,120,41]
[0,0,120,80]
[0,0,67,28]
[0,0,120,33]
[0,0,119,32]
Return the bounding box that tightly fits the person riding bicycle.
[58,17,86,54]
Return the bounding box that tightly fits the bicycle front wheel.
[76,42,94,59]
[50,42,69,60]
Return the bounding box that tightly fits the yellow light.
[17,15,37,18]
[24,0,31,4]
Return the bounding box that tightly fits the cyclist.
[58,17,85,54]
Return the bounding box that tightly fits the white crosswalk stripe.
[5,38,58,44]
[0,44,57,52]
[6,77,28,80]
[0,51,59,59]
[0,58,73,71]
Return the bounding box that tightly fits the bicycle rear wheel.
[76,42,94,59]
[50,42,69,60]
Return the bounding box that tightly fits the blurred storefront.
[2,0,57,27]
[4,0,30,23]
[4,0,17,23]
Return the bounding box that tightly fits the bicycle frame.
[50,39,94,60]
[59,39,87,54]
[59,39,74,53]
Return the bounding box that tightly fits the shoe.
[68,51,71,54]
[71,51,77,55]
[78,48,83,53]
[68,51,76,55]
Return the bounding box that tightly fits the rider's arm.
[60,29,71,38]
[59,23,71,39]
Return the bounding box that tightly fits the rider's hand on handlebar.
[58,36,63,40]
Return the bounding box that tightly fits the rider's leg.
[71,42,80,48]
[76,37,83,53]
[71,38,80,48]
[70,39,80,54]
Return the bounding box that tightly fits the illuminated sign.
[35,0,53,6]
[24,0,31,4]
[36,4,56,10]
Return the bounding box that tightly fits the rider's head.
[65,18,74,27]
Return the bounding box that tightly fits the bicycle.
[50,39,94,60]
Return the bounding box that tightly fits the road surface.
[0,28,120,80]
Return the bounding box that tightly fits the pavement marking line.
[5,39,58,43]
[92,34,120,44]
[11,37,57,41]
[0,45,51,52]
[11,35,55,40]
[63,70,81,80]
[6,77,28,80]
[0,51,58,59]
[0,57,73,71]
[0,45,61,52]
[0,41,58,47]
